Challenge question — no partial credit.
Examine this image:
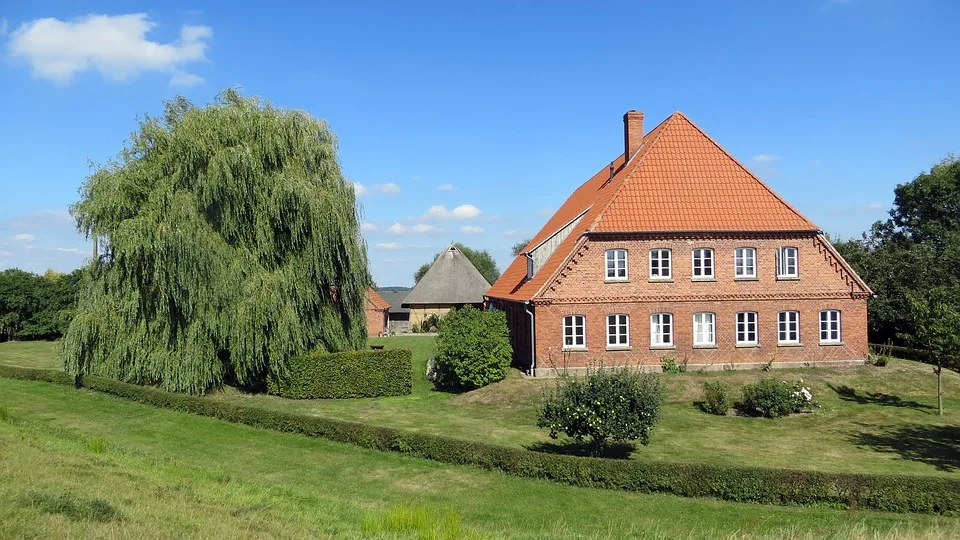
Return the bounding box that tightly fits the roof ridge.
[673,112,818,230]
[583,112,680,232]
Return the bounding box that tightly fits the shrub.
[2,365,960,514]
[433,306,512,391]
[700,381,732,415]
[740,378,815,418]
[660,356,687,374]
[267,348,412,399]
[419,314,440,333]
[538,368,666,454]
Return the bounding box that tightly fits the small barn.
[379,290,412,333]
[402,245,491,327]
[365,288,390,337]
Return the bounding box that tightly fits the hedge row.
[869,343,959,366]
[1,365,959,515]
[267,348,413,399]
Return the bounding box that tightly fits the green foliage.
[834,155,960,345]
[4,364,959,515]
[538,368,665,453]
[414,243,500,285]
[419,313,440,333]
[0,268,82,341]
[700,381,732,415]
[362,504,471,540]
[660,356,687,374]
[740,378,812,418]
[268,348,412,399]
[433,306,512,390]
[22,491,120,522]
[87,437,107,454]
[61,90,370,394]
[0,405,9,422]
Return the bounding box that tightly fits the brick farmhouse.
[486,110,872,375]
[365,288,390,337]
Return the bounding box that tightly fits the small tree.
[432,306,512,390]
[537,368,665,455]
[511,238,532,257]
[909,288,960,415]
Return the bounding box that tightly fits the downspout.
[525,301,536,376]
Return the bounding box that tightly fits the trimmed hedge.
[267,348,412,399]
[1,365,959,515]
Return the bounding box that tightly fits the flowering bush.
[739,378,816,418]
[537,367,665,454]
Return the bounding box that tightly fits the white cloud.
[388,222,440,234]
[376,242,402,250]
[353,182,369,196]
[0,251,10,257]
[752,154,781,163]
[461,225,484,234]
[534,208,554,217]
[504,230,524,237]
[862,202,884,211]
[423,204,481,220]
[13,234,35,241]
[56,247,85,254]
[360,222,377,232]
[0,18,8,36]
[373,182,401,194]
[8,14,212,86]
[812,160,824,168]
[437,183,453,192]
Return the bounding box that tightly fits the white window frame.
[605,249,629,281]
[606,314,630,348]
[693,312,716,346]
[649,249,672,279]
[777,246,799,278]
[692,248,714,279]
[736,312,758,345]
[778,311,800,344]
[563,315,586,350]
[650,313,673,347]
[820,310,841,343]
[735,247,757,278]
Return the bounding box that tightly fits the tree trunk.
[937,362,943,416]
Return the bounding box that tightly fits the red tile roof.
[366,288,390,311]
[487,112,819,302]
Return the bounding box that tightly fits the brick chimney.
[623,110,644,162]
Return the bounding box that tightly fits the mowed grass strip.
[1,377,959,539]
[4,337,960,477]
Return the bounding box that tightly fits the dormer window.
[649,249,672,280]
[777,247,799,278]
[605,249,628,281]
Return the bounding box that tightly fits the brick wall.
[365,308,387,337]
[532,233,869,369]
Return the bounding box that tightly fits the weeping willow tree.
[61,90,370,394]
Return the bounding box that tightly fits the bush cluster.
[3,365,960,515]
[433,306,512,391]
[538,368,665,453]
[700,381,732,415]
[740,378,813,418]
[267,348,412,399]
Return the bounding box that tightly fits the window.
[605,249,628,281]
[650,249,672,279]
[736,312,758,345]
[735,248,756,278]
[692,248,714,279]
[693,312,716,346]
[778,311,800,344]
[777,247,799,278]
[650,313,673,347]
[820,310,841,343]
[606,314,630,348]
[563,315,586,349]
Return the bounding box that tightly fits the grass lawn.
[4,337,960,478]
[2,377,959,539]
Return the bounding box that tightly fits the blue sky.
[1,1,958,286]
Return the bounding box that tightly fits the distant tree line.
[0,268,83,341]
[833,156,960,348]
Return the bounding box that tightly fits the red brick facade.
[530,233,869,371]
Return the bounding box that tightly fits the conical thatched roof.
[402,245,490,306]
